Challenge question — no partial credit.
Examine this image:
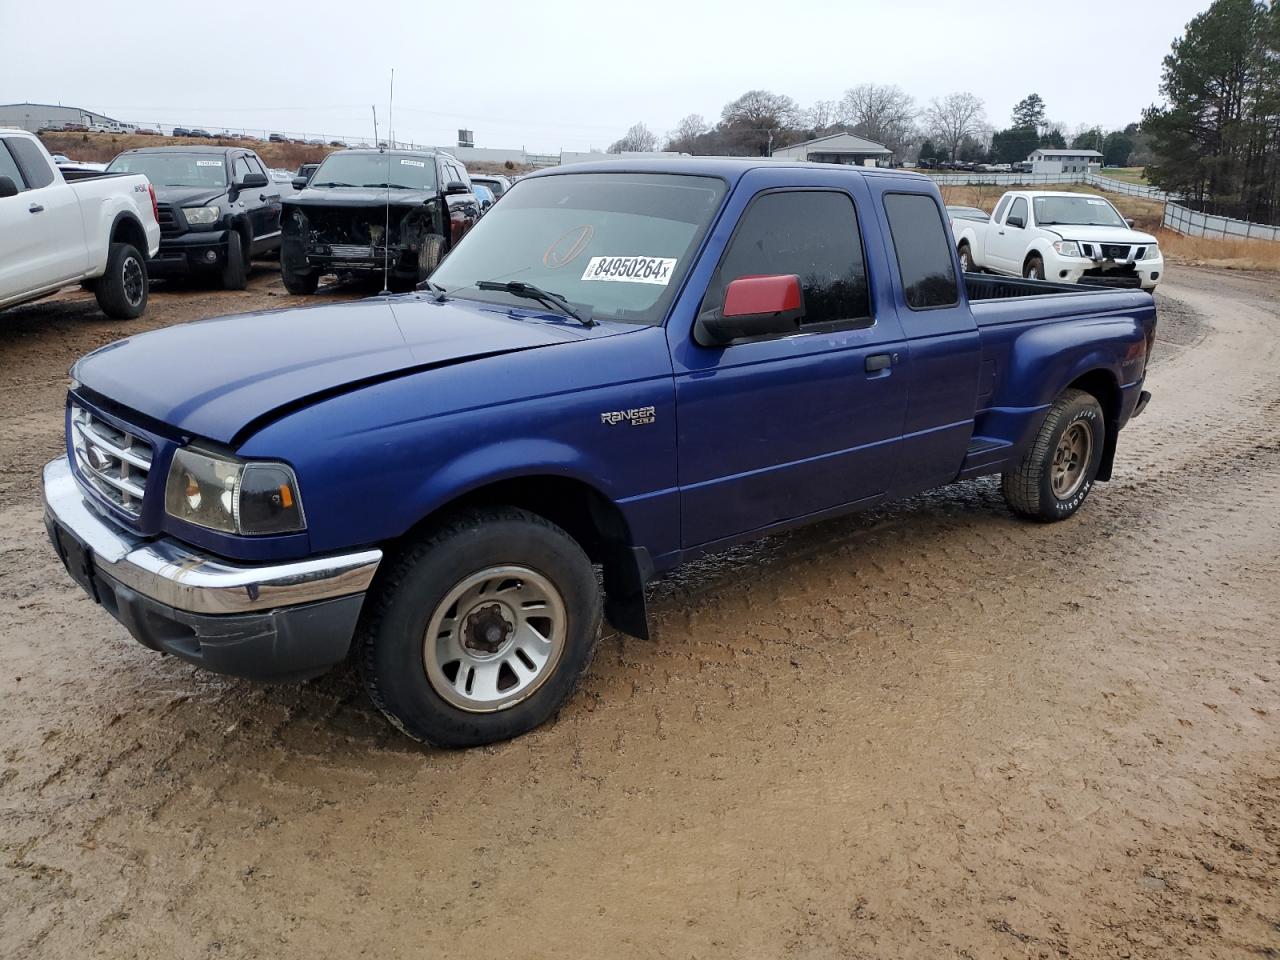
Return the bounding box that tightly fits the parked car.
[172,127,191,138]
[268,133,286,143]
[0,128,160,318]
[189,129,213,139]
[135,128,160,136]
[470,173,512,198]
[473,182,495,213]
[329,140,347,148]
[294,162,320,184]
[280,148,480,293]
[43,159,1157,747]
[951,190,1164,290]
[105,145,282,290]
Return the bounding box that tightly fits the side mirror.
[695,275,804,346]
[1006,214,1025,229]
[0,176,18,198]
[292,176,309,189]
[235,172,269,190]
[1124,218,1135,228]
[445,180,469,195]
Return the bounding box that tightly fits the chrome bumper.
[42,457,381,616]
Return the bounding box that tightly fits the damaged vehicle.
[280,149,480,293]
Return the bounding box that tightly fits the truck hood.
[284,187,436,208]
[1040,224,1157,245]
[72,295,591,445]
[152,185,228,207]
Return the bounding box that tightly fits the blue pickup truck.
[43,159,1155,747]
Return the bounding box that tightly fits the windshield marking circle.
[581,256,677,285]
[543,225,594,269]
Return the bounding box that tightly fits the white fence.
[929,171,1088,187]
[1162,202,1280,242]
[1086,174,1178,201]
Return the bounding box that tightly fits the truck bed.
[966,274,1117,300]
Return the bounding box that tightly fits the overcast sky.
[1,0,1210,152]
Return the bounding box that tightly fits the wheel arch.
[400,473,652,640]
[108,212,148,258]
[1064,368,1121,481]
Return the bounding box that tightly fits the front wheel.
[358,507,603,748]
[94,242,148,319]
[281,259,320,295]
[221,229,249,290]
[958,243,973,272]
[1002,388,1105,522]
[1023,254,1045,281]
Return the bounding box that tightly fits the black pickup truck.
[106,146,282,290]
[279,148,481,293]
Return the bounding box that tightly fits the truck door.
[670,177,909,549]
[876,189,983,494]
[988,195,1029,274]
[1,135,87,291]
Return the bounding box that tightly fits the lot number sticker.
[400,159,425,167]
[581,256,677,285]
[196,160,222,167]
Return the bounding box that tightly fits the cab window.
[705,190,871,329]
[0,141,27,191]
[882,192,960,309]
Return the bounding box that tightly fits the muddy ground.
[1,265,1277,958]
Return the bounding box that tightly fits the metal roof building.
[0,102,131,133]
[770,132,893,166]
[1028,148,1103,174]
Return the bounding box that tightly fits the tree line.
[607,87,1148,169]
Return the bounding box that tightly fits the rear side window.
[6,137,54,189]
[883,192,959,310]
[0,141,27,190]
[708,190,871,327]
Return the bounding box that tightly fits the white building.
[770,132,893,166]
[0,102,132,133]
[1029,148,1103,175]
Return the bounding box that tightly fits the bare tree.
[608,122,659,154]
[805,99,840,133]
[665,113,709,153]
[720,89,802,154]
[838,83,916,155]
[924,92,986,161]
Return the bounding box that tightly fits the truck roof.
[528,156,931,185]
[116,145,245,156]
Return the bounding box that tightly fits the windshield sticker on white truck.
[1086,198,1107,205]
[400,159,425,168]
[196,160,222,167]
[581,256,677,285]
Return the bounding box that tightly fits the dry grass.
[1099,167,1149,185]
[1153,228,1280,271]
[38,132,335,170]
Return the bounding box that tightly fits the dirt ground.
[1,264,1277,959]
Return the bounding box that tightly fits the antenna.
[380,69,395,295]
[371,105,378,146]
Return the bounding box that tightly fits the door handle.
[865,353,896,373]
[28,203,44,213]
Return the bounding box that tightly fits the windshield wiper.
[312,181,356,188]
[363,182,415,189]
[419,279,448,302]
[476,280,595,328]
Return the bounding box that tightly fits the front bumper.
[1056,255,1164,290]
[148,230,231,274]
[42,457,382,681]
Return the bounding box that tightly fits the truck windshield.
[1033,195,1126,228]
[310,153,438,189]
[106,153,227,188]
[430,172,727,326]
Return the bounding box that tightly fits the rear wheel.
[1023,254,1045,281]
[94,242,148,319]
[358,507,603,748]
[1002,388,1105,522]
[220,229,248,290]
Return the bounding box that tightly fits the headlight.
[182,205,221,225]
[165,447,305,535]
[1052,240,1083,258]
[1140,244,1160,260]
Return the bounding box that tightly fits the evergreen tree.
[1011,93,1047,130]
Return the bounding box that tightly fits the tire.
[1002,388,1106,522]
[358,507,603,748]
[281,259,320,295]
[94,242,148,319]
[958,243,974,273]
[1023,254,1045,281]
[220,229,249,290]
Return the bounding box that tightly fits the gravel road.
[1,265,1276,959]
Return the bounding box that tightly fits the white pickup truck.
[0,129,161,318]
[951,190,1164,291]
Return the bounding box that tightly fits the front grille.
[1101,243,1132,260]
[156,203,181,237]
[328,243,377,259]
[70,404,153,517]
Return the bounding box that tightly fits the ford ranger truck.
[42,160,1156,748]
[952,190,1164,290]
[0,129,160,318]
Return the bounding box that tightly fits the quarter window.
[708,190,871,328]
[882,192,960,309]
